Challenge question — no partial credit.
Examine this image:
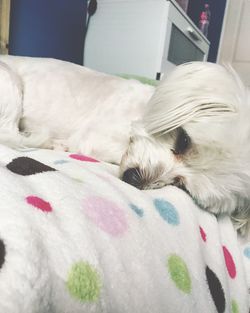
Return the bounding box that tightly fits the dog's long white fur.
[143,62,245,135]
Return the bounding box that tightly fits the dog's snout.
[122,167,142,189]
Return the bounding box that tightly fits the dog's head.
[120,62,250,222]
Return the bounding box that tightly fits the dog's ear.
[143,62,245,136]
[231,201,250,237]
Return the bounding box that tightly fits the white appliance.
[84,0,210,79]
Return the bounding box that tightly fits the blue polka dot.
[129,204,144,217]
[54,159,69,165]
[243,247,250,259]
[153,198,179,225]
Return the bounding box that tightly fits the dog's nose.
[122,167,142,189]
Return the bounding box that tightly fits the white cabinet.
[85,0,210,79]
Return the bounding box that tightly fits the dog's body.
[0,55,154,164]
[0,55,249,233]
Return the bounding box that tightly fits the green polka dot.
[66,261,101,302]
[167,254,191,294]
[231,300,239,313]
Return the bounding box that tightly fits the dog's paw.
[51,139,69,152]
[231,209,250,238]
[237,221,250,238]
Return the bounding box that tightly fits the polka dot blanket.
[0,145,249,313]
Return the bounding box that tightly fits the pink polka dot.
[69,154,99,162]
[199,226,207,242]
[223,246,236,279]
[83,196,127,236]
[26,196,53,212]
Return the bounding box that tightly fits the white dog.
[0,55,249,234]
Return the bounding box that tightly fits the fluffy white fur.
[0,55,249,234]
[0,55,154,164]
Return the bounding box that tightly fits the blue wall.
[206,0,227,62]
[187,0,227,62]
[9,0,87,65]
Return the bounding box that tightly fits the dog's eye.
[173,127,191,155]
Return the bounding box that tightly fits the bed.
[0,144,249,313]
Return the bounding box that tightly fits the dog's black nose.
[122,167,142,189]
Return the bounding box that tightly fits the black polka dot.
[206,265,225,313]
[6,157,56,176]
[0,239,6,269]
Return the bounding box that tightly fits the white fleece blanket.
[0,145,249,313]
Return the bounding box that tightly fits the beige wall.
[218,0,250,86]
[0,0,10,54]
